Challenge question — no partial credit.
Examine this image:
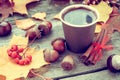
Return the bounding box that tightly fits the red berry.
[14,58,20,64]
[24,58,31,64]
[26,55,32,61]
[18,47,24,53]
[7,49,12,56]
[11,45,18,51]
[17,55,22,59]
[11,51,18,58]
[19,59,25,65]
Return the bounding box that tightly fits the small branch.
[30,69,53,80]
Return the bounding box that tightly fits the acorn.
[43,49,59,63]
[61,55,75,71]
[51,38,66,53]
[107,54,120,72]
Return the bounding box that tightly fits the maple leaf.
[15,19,35,30]
[95,23,102,33]
[32,12,46,20]
[0,35,49,80]
[90,1,113,23]
[10,0,39,14]
[0,0,13,20]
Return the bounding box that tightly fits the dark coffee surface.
[64,8,96,25]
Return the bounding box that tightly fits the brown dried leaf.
[0,0,13,20]
[106,15,120,34]
[32,12,46,20]
[110,6,119,17]
[15,19,35,30]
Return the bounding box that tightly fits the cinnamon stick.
[81,27,104,63]
[84,28,105,65]
[92,27,109,64]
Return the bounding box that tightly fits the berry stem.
[21,36,37,58]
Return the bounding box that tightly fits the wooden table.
[1,0,120,80]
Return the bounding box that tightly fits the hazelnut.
[43,49,59,63]
[51,38,66,53]
[38,21,52,36]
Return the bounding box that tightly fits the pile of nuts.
[43,38,75,71]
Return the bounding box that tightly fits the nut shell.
[25,26,42,40]
[38,21,52,36]
[0,21,12,36]
[107,54,120,72]
[51,38,66,53]
[43,49,59,63]
[61,55,74,70]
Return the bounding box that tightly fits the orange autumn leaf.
[10,0,39,14]
[90,1,113,23]
[15,19,35,30]
[0,35,49,80]
[32,12,46,20]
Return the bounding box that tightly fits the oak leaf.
[15,19,35,30]
[90,1,113,23]
[0,35,49,80]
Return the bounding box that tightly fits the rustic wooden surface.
[1,0,120,80]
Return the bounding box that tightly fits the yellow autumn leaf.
[9,35,28,47]
[10,0,39,14]
[95,23,102,33]
[32,12,46,20]
[0,35,49,80]
[15,19,35,30]
[90,1,113,23]
[53,13,60,20]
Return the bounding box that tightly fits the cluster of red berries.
[7,45,32,65]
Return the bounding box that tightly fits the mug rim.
[59,4,99,28]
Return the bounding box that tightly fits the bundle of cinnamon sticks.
[80,24,113,65]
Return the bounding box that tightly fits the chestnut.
[38,21,52,36]
[107,54,120,72]
[51,38,66,53]
[0,21,12,36]
[43,49,59,63]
